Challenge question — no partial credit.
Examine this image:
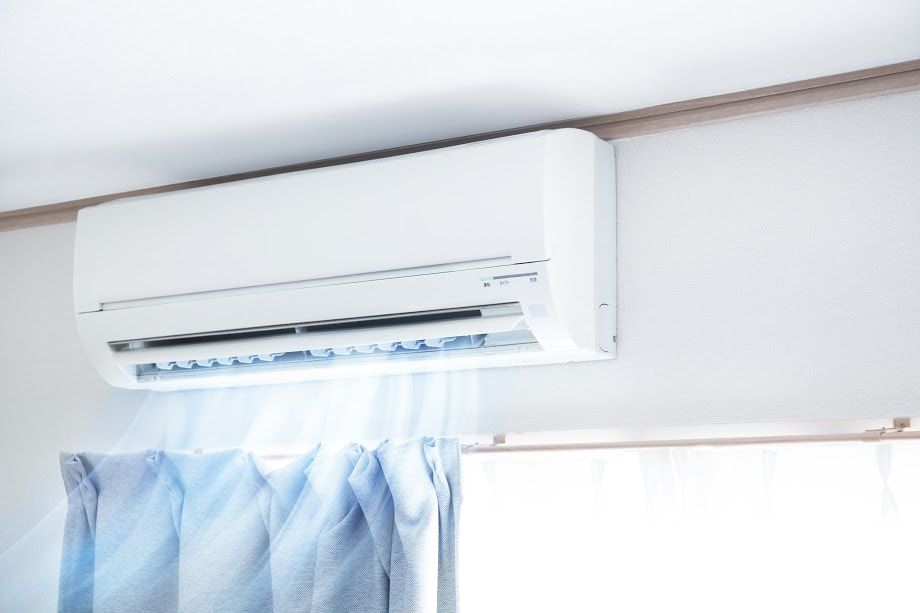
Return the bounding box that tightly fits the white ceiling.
[1,0,918,212]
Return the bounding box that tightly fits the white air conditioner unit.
[74,128,616,390]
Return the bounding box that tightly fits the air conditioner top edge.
[80,129,561,212]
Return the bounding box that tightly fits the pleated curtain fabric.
[57,438,461,613]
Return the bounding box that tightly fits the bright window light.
[460,441,920,613]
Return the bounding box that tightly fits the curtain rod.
[177,418,916,460]
[461,418,917,454]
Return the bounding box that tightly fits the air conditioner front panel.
[73,131,572,312]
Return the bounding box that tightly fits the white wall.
[1,90,920,609]
[5,0,919,211]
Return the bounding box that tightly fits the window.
[460,441,920,612]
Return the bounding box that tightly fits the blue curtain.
[58,439,461,613]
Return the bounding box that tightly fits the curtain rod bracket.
[459,433,508,453]
[862,417,911,442]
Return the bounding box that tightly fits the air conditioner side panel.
[541,129,616,354]
[594,137,617,355]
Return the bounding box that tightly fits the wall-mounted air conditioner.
[74,128,616,390]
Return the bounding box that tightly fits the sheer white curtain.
[460,441,920,613]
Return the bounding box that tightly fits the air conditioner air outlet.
[133,328,539,383]
[109,303,524,355]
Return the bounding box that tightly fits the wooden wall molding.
[2,59,918,232]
